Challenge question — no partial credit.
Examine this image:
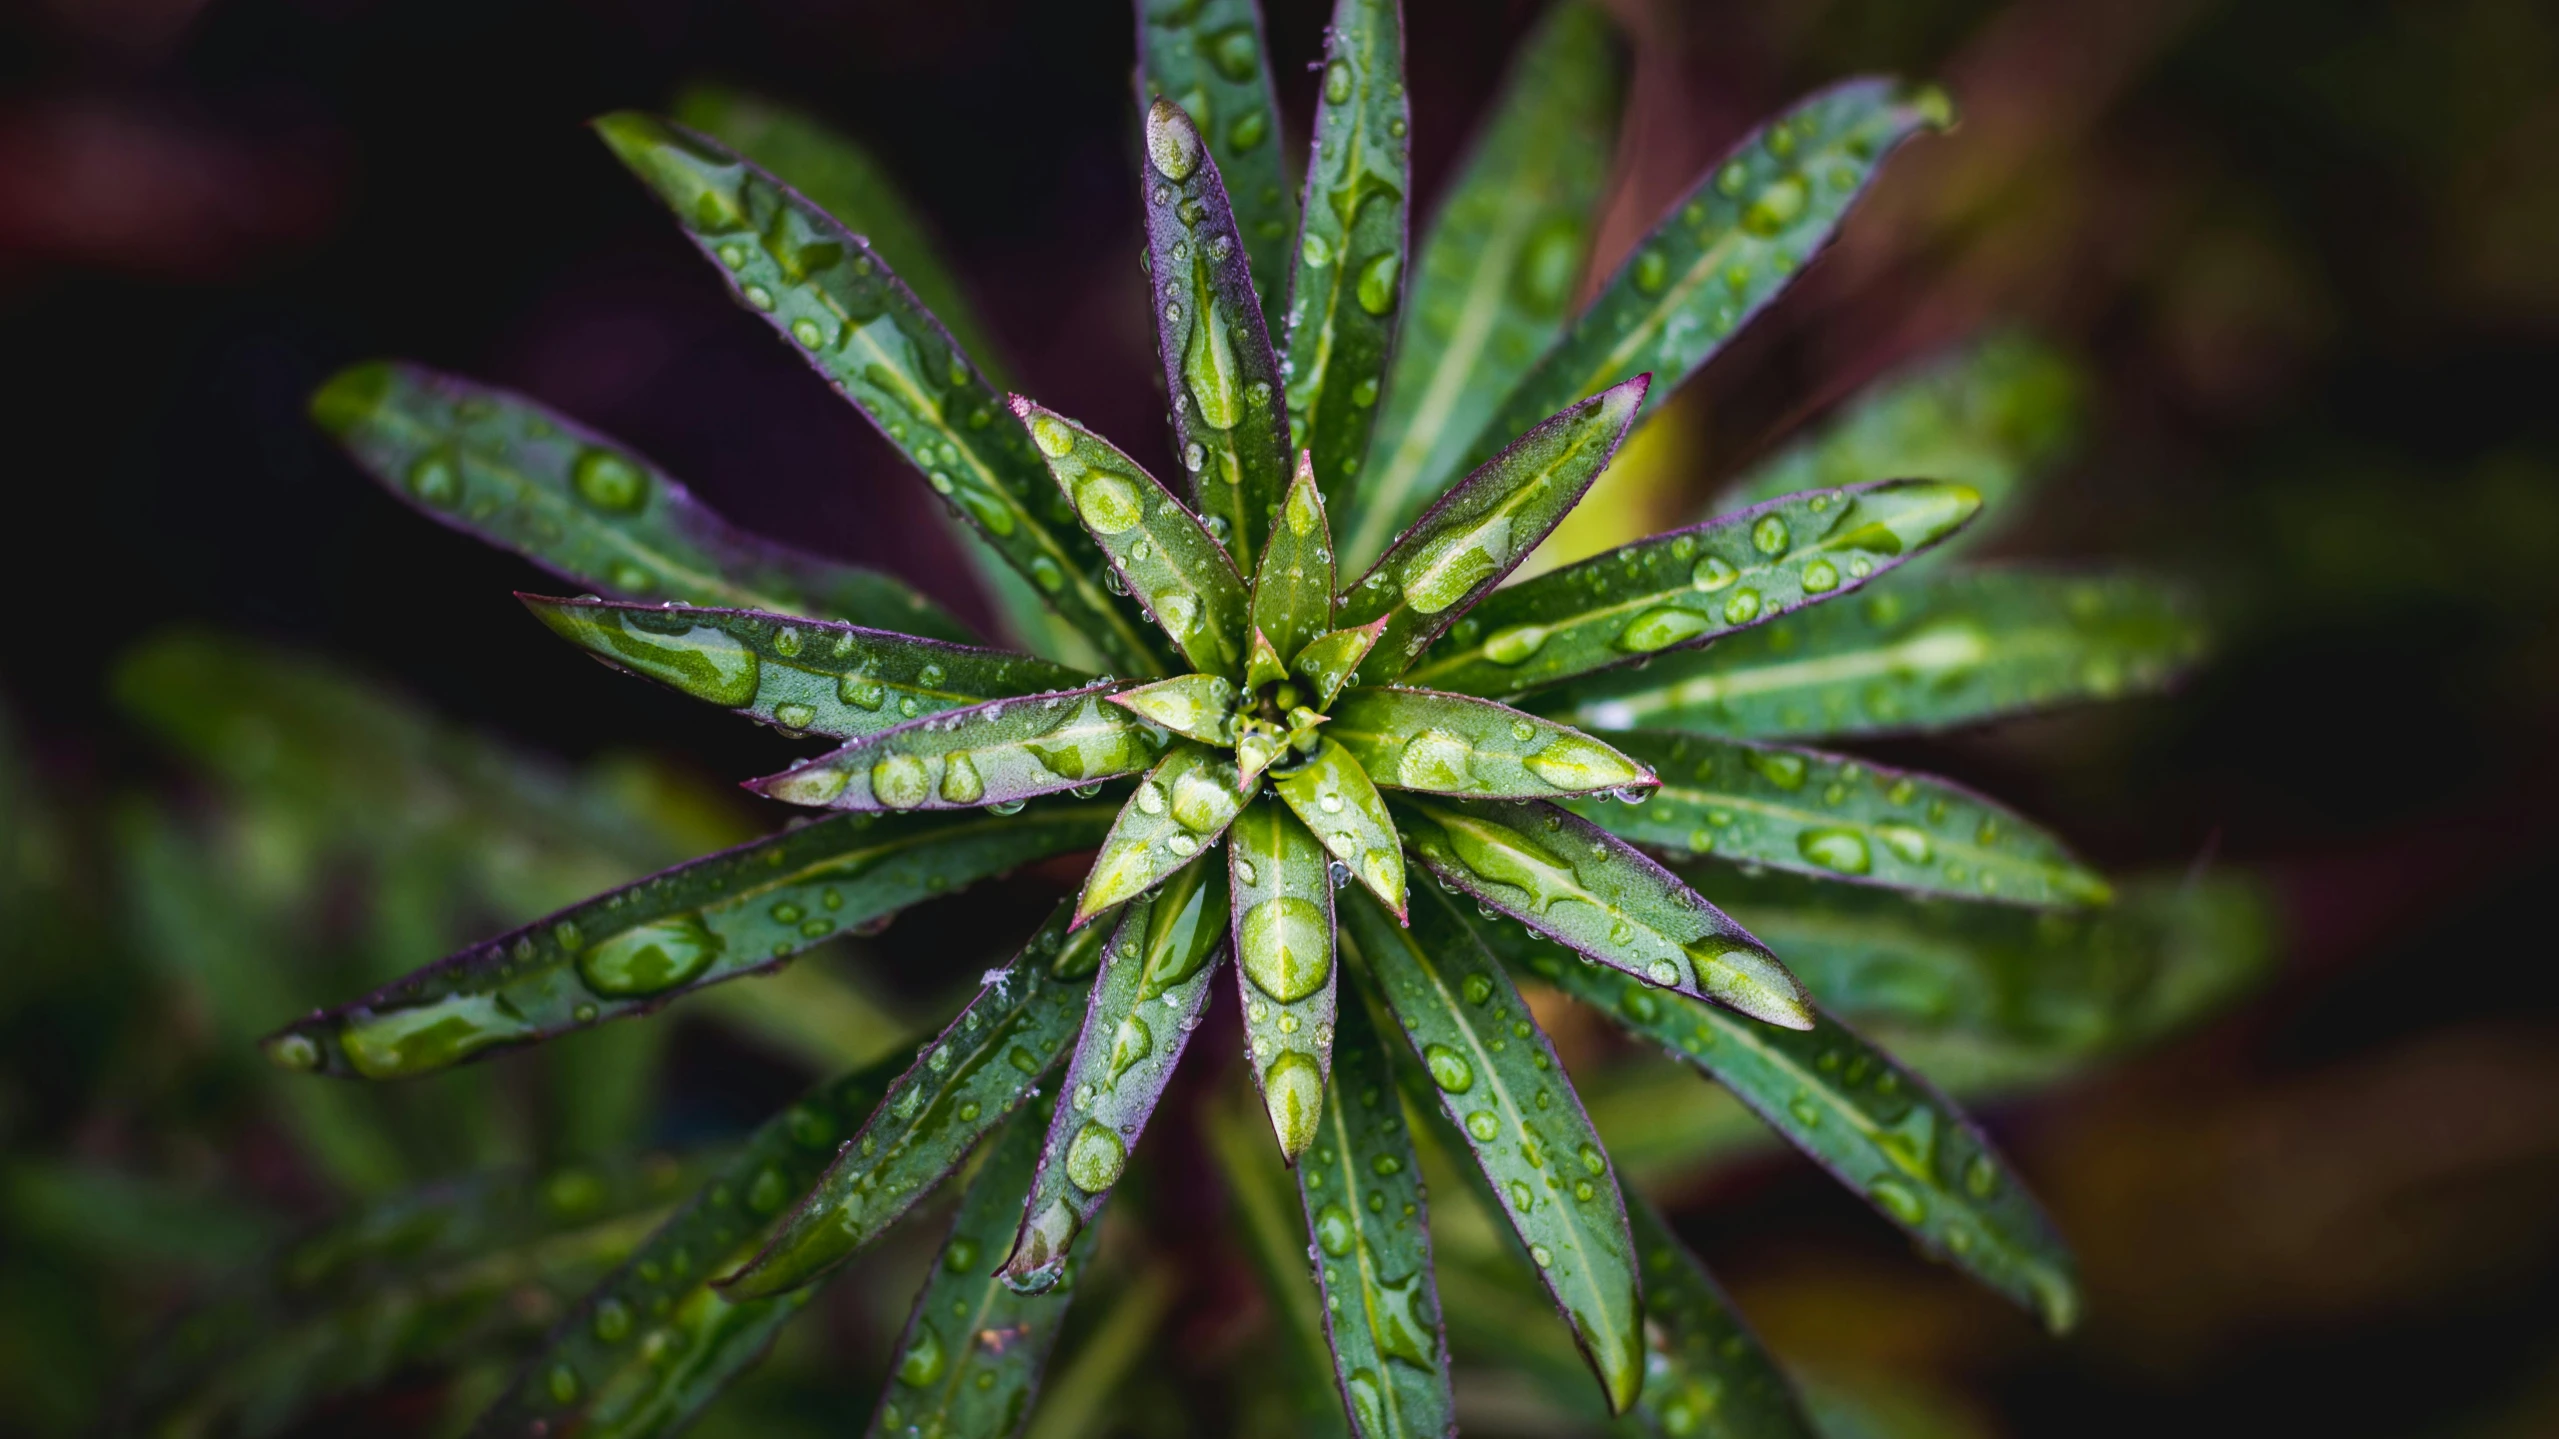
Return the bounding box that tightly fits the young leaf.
[746,681,1172,813]
[311,361,969,639]
[1452,78,1953,474]
[1255,455,1340,668]
[1349,1,1624,568]
[1077,745,1248,923]
[1283,0,1409,513]
[1007,859,1230,1290]
[1325,687,1654,799]
[1337,377,1646,687]
[1568,731,2112,908]
[262,800,1115,1080]
[1229,799,1339,1159]
[1388,794,1811,1030]
[1110,673,1241,746]
[1547,568,2208,740]
[1296,989,1455,1437]
[1623,1193,1817,1438]
[1135,0,1298,333]
[1140,98,1296,573]
[468,1051,915,1439]
[864,1100,1095,1439]
[1505,927,2082,1333]
[1270,737,1406,917]
[1340,886,1643,1416]
[721,903,1107,1300]
[592,112,1171,678]
[1401,480,1978,698]
[525,596,1086,742]
[1012,394,1250,672]
[1291,616,1391,708]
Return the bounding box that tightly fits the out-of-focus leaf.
[1339,378,1646,687]
[748,681,1169,813]
[1017,1263,1182,1439]
[1402,481,1977,698]
[1350,2,1623,569]
[1569,731,2111,908]
[1325,687,1654,800]
[1390,795,1810,1030]
[1547,568,2209,740]
[1075,745,1245,923]
[265,800,1115,1080]
[1228,798,1339,1160]
[8,1163,278,1275]
[1203,1086,1358,1439]
[1256,456,1340,671]
[1622,1192,1814,1438]
[1270,737,1406,917]
[1341,886,1643,1416]
[309,361,967,639]
[1135,0,1297,333]
[593,112,1170,677]
[1282,0,1408,513]
[1452,79,1951,474]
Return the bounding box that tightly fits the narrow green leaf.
[1136,0,1298,332]
[1338,377,1646,687]
[311,360,970,638]
[1007,859,1230,1290]
[1402,480,1978,698]
[1507,930,2081,1333]
[1349,1,1624,568]
[1270,737,1406,917]
[1325,686,1654,800]
[1141,98,1296,574]
[262,800,1116,1080]
[1623,1192,1817,1439]
[1570,731,2111,908]
[1388,794,1811,1030]
[1452,78,1952,475]
[746,681,1172,812]
[1341,886,1643,1416]
[721,902,1107,1300]
[864,1100,1095,1439]
[592,112,1170,678]
[1110,673,1240,746]
[1546,569,2209,740]
[1291,616,1390,709]
[1204,1086,1360,1439]
[525,596,1085,742]
[1283,0,1409,513]
[1076,744,1248,924]
[1229,799,1339,1159]
[1255,454,1340,668]
[1012,394,1251,672]
[467,1054,910,1438]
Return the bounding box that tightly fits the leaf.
[1007,859,1230,1290]
[1569,731,2111,908]
[1135,0,1298,334]
[262,799,1116,1079]
[1291,616,1390,709]
[1506,930,2081,1334]
[1337,377,1646,687]
[1339,885,1643,1416]
[1451,78,1952,475]
[310,361,970,639]
[1295,987,1455,1438]
[863,1100,1094,1439]
[1140,98,1297,574]
[720,902,1107,1300]
[745,681,1172,813]
[592,112,1171,678]
[1282,0,1409,514]
[1546,568,2209,740]
[466,1054,911,1437]
[1400,480,1978,698]
[1389,794,1811,1030]
[1228,799,1339,1159]
[1255,454,1340,669]
[1076,744,1248,924]
[1348,1,1624,569]
[1270,737,1406,917]
[1012,394,1250,672]
[1325,686,1655,800]
[525,596,1087,742]
[1202,1087,1360,1438]
[1110,673,1240,746]
[1622,1192,1817,1439]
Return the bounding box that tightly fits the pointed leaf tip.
[308,361,390,436]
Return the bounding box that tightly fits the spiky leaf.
[1256,455,1340,668]
[1292,616,1391,709]
[1229,799,1340,1159]
[1135,0,1297,332]
[1077,745,1249,923]
[1110,673,1240,746]
[1270,737,1406,916]
[1623,1193,1816,1438]
[1325,687,1654,799]
[747,680,1170,813]
[262,801,1114,1079]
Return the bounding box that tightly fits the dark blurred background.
[5,0,2558,1434]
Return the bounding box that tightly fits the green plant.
[246,2,2220,1434]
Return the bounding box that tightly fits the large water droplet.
[1523,736,1640,792]
[1400,513,1512,614]
[1315,1202,1355,1257]
[1242,896,1331,1002]
[1075,472,1144,534]
[579,913,723,997]
[1797,827,1873,874]
[1464,1110,1500,1142]
[1110,1014,1153,1077]
[1031,413,1076,458]
[1867,1177,1928,1225]
[1397,729,1473,790]
[1742,175,1810,237]
[1875,823,1932,864]
[1064,1121,1128,1192]
[896,1321,946,1385]
[1263,1051,1324,1155]
[1355,253,1400,316]
[939,753,985,805]
[1481,624,1548,665]
[871,753,934,809]
[1615,606,1712,653]
[1752,514,1791,557]
[1144,100,1202,181]
[1423,1043,1474,1093]
[1323,59,1353,104]
[571,449,648,513]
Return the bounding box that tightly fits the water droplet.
[868,753,934,810]
[1242,896,1331,1002]
[939,753,985,805]
[1074,471,1144,534]
[1400,512,1514,614]
[1144,101,1202,180]
[1482,624,1548,665]
[1423,1044,1474,1094]
[773,701,816,731]
[1300,231,1333,267]
[839,674,886,710]
[1615,605,1712,653]
[1157,593,1199,635]
[1868,1178,1927,1225]
[1801,557,1840,593]
[1356,253,1400,315]
[1523,735,1640,792]
[1876,823,1931,864]
[1264,1051,1324,1154]
[1110,1014,1153,1077]
[264,1033,321,1071]
[571,449,648,513]
[1324,59,1353,104]
[1690,556,1738,592]
[548,1362,581,1403]
[1630,248,1668,293]
[1030,413,1076,458]
[578,913,722,996]
[1743,175,1810,236]
[1064,1122,1127,1192]
[896,1321,947,1385]
[1529,1243,1553,1267]
[1797,827,1873,874]
[1722,589,1763,624]
[1228,108,1268,151]
[1464,1110,1500,1142]
[742,284,775,312]
[1644,959,1681,987]
[1752,514,1790,556]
